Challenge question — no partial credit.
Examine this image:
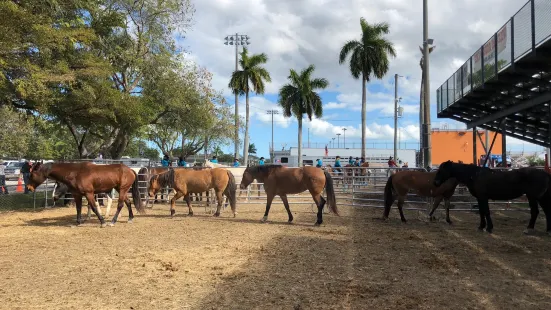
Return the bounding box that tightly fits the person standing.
[21,160,31,194]
[0,160,8,194]
[315,158,323,168]
[233,158,240,167]
[211,156,219,164]
[161,154,171,167]
[258,157,265,165]
[177,156,187,167]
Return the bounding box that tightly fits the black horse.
[433,160,551,235]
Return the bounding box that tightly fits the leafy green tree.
[278,65,328,167]
[0,106,32,158]
[228,47,271,167]
[339,18,396,158]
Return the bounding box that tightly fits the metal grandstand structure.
[436,0,551,164]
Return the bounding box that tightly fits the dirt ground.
[0,199,551,310]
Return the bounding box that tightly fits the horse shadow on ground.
[193,206,551,310]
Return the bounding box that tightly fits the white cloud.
[324,91,419,116]
[305,118,419,141]
[240,96,294,128]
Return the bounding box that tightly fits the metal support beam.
[473,127,477,165]
[466,91,551,129]
[476,130,488,154]
[502,120,507,167]
[482,118,506,167]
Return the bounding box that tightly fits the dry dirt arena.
[1,199,551,310]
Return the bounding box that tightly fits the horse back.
[173,168,216,192]
[268,166,321,194]
[392,170,457,197]
[476,168,549,199]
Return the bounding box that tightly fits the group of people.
[160,154,266,168]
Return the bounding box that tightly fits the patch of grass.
[0,192,48,212]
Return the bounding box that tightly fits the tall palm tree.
[228,47,271,166]
[338,18,397,158]
[278,65,329,167]
[418,45,436,165]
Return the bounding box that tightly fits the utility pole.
[332,137,335,148]
[224,33,250,161]
[336,133,341,148]
[342,128,347,148]
[422,0,433,169]
[394,74,399,161]
[267,110,279,162]
[308,128,310,148]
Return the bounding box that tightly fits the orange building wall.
[432,130,503,165]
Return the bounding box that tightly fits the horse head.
[240,166,255,189]
[433,160,454,187]
[148,175,161,197]
[27,162,49,192]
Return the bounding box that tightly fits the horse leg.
[523,197,540,235]
[85,193,106,228]
[124,197,134,223]
[280,194,294,223]
[184,194,193,216]
[213,190,224,217]
[74,194,84,225]
[261,191,276,223]
[476,198,490,233]
[538,193,551,236]
[170,191,185,218]
[105,195,113,219]
[86,204,92,221]
[397,197,407,223]
[109,197,126,226]
[311,193,326,226]
[444,198,452,224]
[428,196,443,222]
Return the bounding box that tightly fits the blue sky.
[170,0,546,159]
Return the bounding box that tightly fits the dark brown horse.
[27,162,145,227]
[383,170,459,223]
[434,161,551,234]
[148,167,237,218]
[239,165,338,226]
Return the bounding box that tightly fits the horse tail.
[323,170,339,216]
[224,170,237,214]
[383,175,395,217]
[131,170,146,215]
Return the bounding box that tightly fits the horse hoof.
[100,223,107,228]
[213,213,220,217]
[429,216,436,222]
[523,228,536,235]
[233,212,237,218]
[401,219,407,224]
[446,220,453,225]
[486,228,493,234]
[314,222,322,227]
[127,219,133,224]
[170,210,176,218]
[188,212,194,217]
[261,216,268,223]
[108,222,115,227]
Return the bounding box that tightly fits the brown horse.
[148,167,237,218]
[239,165,338,226]
[382,170,459,223]
[27,162,145,227]
[138,166,210,206]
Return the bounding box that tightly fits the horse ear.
[246,163,249,168]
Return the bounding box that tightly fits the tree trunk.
[297,116,303,167]
[107,131,129,159]
[242,91,250,166]
[204,136,208,161]
[181,133,185,155]
[361,75,367,158]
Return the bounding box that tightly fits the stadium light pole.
[267,110,279,162]
[336,133,341,148]
[332,137,335,148]
[342,128,347,148]
[224,33,250,161]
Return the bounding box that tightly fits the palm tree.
[228,47,271,166]
[338,18,397,158]
[248,143,257,155]
[278,65,329,167]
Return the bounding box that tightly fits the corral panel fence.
[0,162,539,217]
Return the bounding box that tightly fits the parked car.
[4,161,25,180]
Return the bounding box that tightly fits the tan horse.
[148,167,237,218]
[382,170,459,223]
[239,165,338,226]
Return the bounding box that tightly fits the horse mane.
[248,164,284,176]
[32,162,53,176]
[153,168,175,188]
